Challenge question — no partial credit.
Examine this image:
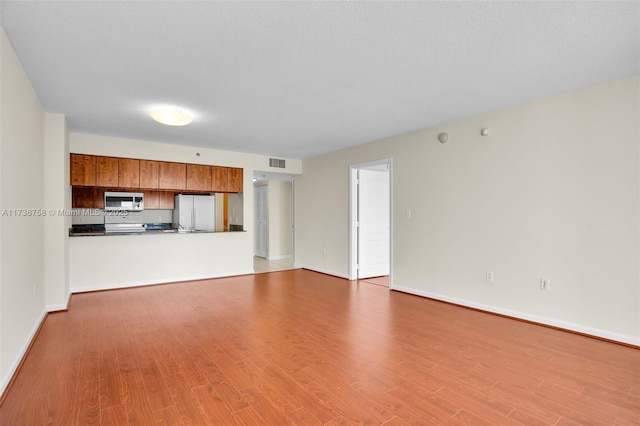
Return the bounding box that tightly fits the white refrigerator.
[173,194,215,231]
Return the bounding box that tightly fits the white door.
[255,185,268,258]
[357,168,390,278]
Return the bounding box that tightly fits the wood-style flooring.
[1,269,638,425]
[359,276,390,288]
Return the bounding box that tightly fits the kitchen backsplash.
[71,209,173,225]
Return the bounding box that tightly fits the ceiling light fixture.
[149,107,193,126]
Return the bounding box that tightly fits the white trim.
[46,291,72,312]
[349,166,358,280]
[0,308,48,397]
[267,255,293,261]
[349,158,393,282]
[393,285,640,347]
[46,303,68,312]
[294,263,351,280]
[70,270,256,293]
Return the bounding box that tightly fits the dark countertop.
[69,223,245,237]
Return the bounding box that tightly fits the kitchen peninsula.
[68,150,254,293]
[70,228,253,292]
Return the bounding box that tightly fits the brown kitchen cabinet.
[71,154,242,194]
[139,160,159,189]
[72,187,103,209]
[158,191,175,209]
[118,158,140,188]
[158,162,186,190]
[141,191,174,210]
[70,154,96,186]
[143,190,159,209]
[211,166,228,192]
[186,164,212,191]
[96,157,119,187]
[228,167,243,192]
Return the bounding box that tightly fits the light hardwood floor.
[1,269,638,425]
[359,276,390,288]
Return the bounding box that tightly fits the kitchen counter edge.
[69,229,246,237]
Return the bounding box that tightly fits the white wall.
[0,27,47,394]
[44,113,70,310]
[296,76,640,345]
[69,133,301,291]
[267,180,293,260]
[70,133,302,173]
[70,232,253,291]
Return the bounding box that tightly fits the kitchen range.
[104,191,145,233]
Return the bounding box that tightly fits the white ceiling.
[1,1,638,159]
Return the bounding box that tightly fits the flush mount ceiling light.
[148,107,193,126]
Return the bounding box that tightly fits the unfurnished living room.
[0,1,638,425]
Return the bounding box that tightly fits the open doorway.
[253,171,296,273]
[350,159,392,287]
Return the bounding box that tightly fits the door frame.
[254,183,268,258]
[252,172,296,265]
[349,158,393,286]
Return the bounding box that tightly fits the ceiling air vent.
[269,158,286,169]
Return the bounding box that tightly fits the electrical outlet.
[322,248,327,256]
[32,281,36,295]
[540,278,550,290]
[486,271,494,282]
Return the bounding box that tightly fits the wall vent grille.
[269,158,286,168]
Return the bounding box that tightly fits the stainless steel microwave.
[104,191,144,211]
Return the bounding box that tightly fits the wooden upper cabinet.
[228,168,243,192]
[70,154,96,186]
[139,160,159,189]
[118,158,140,188]
[142,190,159,209]
[70,154,242,193]
[71,187,103,209]
[186,164,212,191]
[96,157,119,187]
[141,190,174,210]
[158,161,186,190]
[72,187,93,208]
[211,166,228,192]
[158,191,175,209]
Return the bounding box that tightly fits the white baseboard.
[393,285,640,347]
[70,269,256,294]
[1,308,47,397]
[46,292,71,312]
[294,263,350,280]
[46,303,67,312]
